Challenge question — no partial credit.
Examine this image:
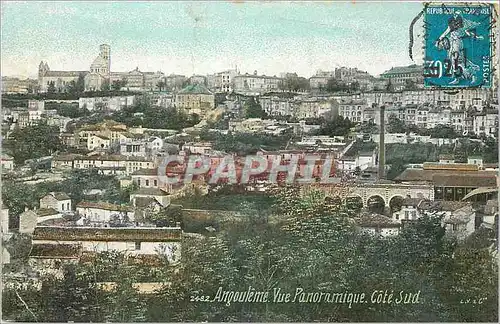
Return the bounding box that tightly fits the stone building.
[175,84,215,118]
[380,64,424,91]
[38,44,163,92]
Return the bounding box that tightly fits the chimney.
[378,105,386,180]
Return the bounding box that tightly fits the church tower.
[38,61,49,77]
[38,61,49,89]
[99,44,111,76]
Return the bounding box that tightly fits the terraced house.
[175,84,215,118]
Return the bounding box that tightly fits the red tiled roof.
[355,213,401,228]
[29,243,82,258]
[33,226,182,242]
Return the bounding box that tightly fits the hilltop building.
[38,44,164,92]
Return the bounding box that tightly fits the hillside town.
[1,30,499,323]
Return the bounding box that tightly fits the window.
[135,242,141,250]
[411,211,417,219]
[145,180,149,186]
[154,180,158,187]
[62,204,65,211]
[67,203,70,210]
[404,211,409,220]
[452,224,459,231]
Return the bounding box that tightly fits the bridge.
[300,182,435,214]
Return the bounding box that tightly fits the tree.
[349,81,360,92]
[279,74,310,92]
[326,78,348,92]
[76,73,86,93]
[100,79,110,91]
[315,116,354,137]
[429,125,459,139]
[47,81,56,93]
[387,114,407,133]
[386,79,394,92]
[148,205,183,227]
[386,160,406,180]
[244,97,268,119]
[112,79,127,91]
[156,80,166,92]
[4,121,63,165]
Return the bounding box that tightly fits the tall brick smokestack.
[378,105,385,180]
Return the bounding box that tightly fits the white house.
[19,208,68,234]
[182,142,213,154]
[88,134,111,151]
[356,212,401,237]
[30,225,182,259]
[336,150,376,173]
[392,197,426,223]
[76,201,135,226]
[120,140,148,157]
[442,204,477,241]
[1,154,14,172]
[467,156,484,168]
[29,225,182,278]
[40,192,72,213]
[2,207,11,264]
[130,188,171,209]
[147,136,164,155]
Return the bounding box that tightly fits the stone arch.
[388,195,405,214]
[367,195,386,214]
[324,196,342,207]
[345,195,363,213]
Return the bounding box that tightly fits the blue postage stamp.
[424,4,493,88]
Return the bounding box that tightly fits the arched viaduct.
[301,183,435,214]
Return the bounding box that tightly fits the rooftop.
[29,243,82,258]
[132,187,170,196]
[395,168,496,185]
[178,84,213,95]
[355,212,401,228]
[45,192,71,201]
[135,197,162,208]
[45,71,88,77]
[131,168,159,176]
[32,226,182,242]
[76,201,133,212]
[381,64,423,76]
[36,208,61,217]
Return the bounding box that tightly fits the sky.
[1,1,425,79]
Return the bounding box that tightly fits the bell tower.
[99,44,111,75]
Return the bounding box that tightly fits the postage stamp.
[423,3,495,88]
[1,1,499,323]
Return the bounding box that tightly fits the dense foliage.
[44,102,91,119]
[244,97,268,119]
[3,122,64,165]
[313,116,354,137]
[1,169,133,226]
[111,100,200,130]
[199,130,292,155]
[325,78,360,93]
[3,187,497,322]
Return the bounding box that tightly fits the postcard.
[1,1,498,323]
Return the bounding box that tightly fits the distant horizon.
[1,1,424,79]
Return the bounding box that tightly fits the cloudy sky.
[1,1,424,78]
